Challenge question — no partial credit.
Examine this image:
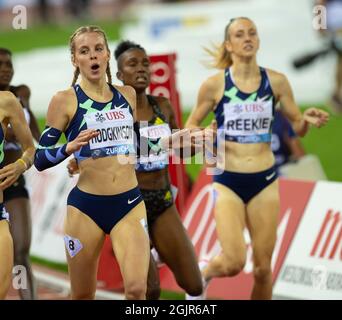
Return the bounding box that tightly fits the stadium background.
[0,0,341,299]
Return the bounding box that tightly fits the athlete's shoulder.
[12,84,30,97]
[0,90,17,108]
[0,91,22,118]
[264,68,287,84]
[48,88,76,114]
[54,87,75,100]
[207,70,225,85]
[152,95,170,108]
[113,84,136,109]
[113,84,136,97]
[201,70,225,92]
[0,90,16,100]
[152,95,173,119]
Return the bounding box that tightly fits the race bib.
[64,235,83,258]
[85,109,134,156]
[137,123,171,171]
[223,100,273,143]
[139,123,171,140]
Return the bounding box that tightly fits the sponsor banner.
[149,54,179,124]
[274,181,342,299]
[25,165,76,263]
[160,170,315,299]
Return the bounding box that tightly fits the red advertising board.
[149,53,189,216]
[310,209,342,260]
[273,181,342,299]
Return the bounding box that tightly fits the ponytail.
[71,67,80,86]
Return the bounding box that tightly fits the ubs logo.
[95,112,106,123]
[233,105,243,114]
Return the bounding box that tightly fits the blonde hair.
[69,25,112,86]
[205,17,253,69]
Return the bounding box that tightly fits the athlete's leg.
[6,198,36,300]
[64,206,105,300]
[150,205,202,296]
[146,254,161,300]
[0,220,13,299]
[110,201,150,300]
[202,183,247,282]
[246,180,279,300]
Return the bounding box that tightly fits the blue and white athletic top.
[65,84,135,161]
[214,67,276,144]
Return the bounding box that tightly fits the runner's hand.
[303,108,329,128]
[66,129,99,154]
[0,160,26,190]
[67,158,79,177]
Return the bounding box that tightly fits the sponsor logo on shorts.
[266,171,276,181]
[128,195,141,205]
